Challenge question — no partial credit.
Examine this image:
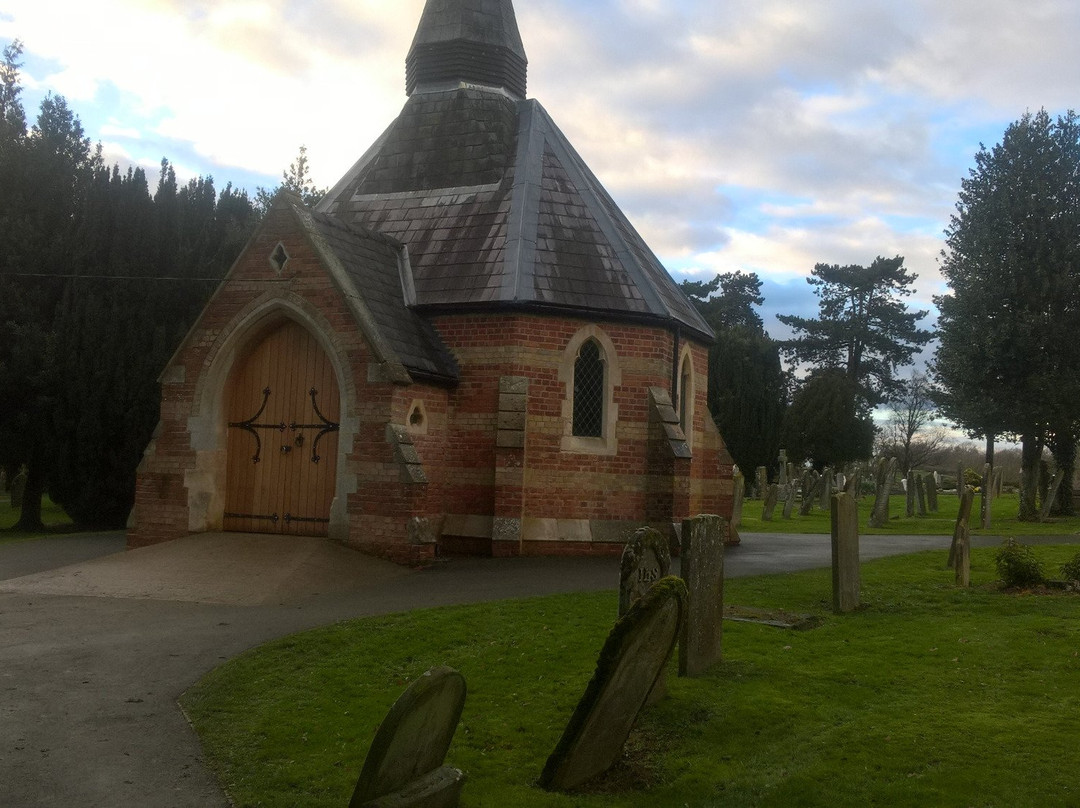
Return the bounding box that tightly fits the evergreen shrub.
[995,539,1045,589]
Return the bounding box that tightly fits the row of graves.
[731,451,1010,530]
[344,491,977,806]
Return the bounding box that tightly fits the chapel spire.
[406,0,528,99]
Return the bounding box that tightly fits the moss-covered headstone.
[618,527,670,616]
[679,514,725,676]
[350,666,467,808]
[539,576,687,792]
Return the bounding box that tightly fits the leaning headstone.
[816,466,833,512]
[905,470,917,517]
[755,466,768,499]
[10,467,27,510]
[619,527,670,616]
[761,484,779,521]
[679,515,725,677]
[539,577,687,792]
[799,472,821,516]
[831,492,860,613]
[948,486,975,572]
[869,457,898,528]
[1040,469,1064,521]
[349,666,467,808]
[619,527,671,702]
[927,473,939,512]
[949,487,975,587]
[782,483,797,519]
[916,474,928,516]
[731,469,745,527]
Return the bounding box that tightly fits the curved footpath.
[0,529,1069,807]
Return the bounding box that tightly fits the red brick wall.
[130,202,734,561]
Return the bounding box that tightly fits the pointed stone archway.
[222,320,341,536]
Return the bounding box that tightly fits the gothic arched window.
[572,339,605,438]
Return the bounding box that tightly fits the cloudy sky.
[2,0,1078,344]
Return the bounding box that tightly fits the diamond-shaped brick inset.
[269,242,289,273]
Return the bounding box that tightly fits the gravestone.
[755,466,768,499]
[782,483,797,519]
[948,486,975,572]
[679,514,725,677]
[1040,469,1064,521]
[835,472,847,493]
[869,457,898,528]
[778,449,788,485]
[819,467,833,510]
[539,577,687,792]
[10,467,27,510]
[799,472,821,516]
[619,527,671,702]
[619,527,670,616]
[905,470,917,517]
[927,473,939,512]
[349,666,467,808]
[761,484,779,521]
[949,486,975,587]
[916,474,928,516]
[731,469,745,527]
[831,492,860,613]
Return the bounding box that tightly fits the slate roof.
[407,0,527,98]
[318,90,714,342]
[287,197,460,385]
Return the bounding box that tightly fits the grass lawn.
[182,545,1080,807]
[739,491,1080,536]
[0,495,75,542]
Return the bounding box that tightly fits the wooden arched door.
[223,320,340,536]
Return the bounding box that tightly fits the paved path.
[0,528,1063,807]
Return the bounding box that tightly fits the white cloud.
[3,0,1076,326]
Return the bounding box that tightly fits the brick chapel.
[128,0,735,562]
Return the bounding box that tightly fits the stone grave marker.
[731,469,745,527]
[905,470,917,517]
[782,483,797,519]
[778,449,788,485]
[619,527,671,702]
[818,467,833,510]
[619,527,670,616]
[799,472,821,516]
[755,466,768,499]
[349,666,467,808]
[761,484,779,521]
[948,486,975,572]
[869,457,897,528]
[949,486,975,587]
[831,492,860,613]
[10,467,27,510]
[916,474,928,516]
[927,473,939,512]
[679,514,725,677]
[1040,468,1064,521]
[539,577,687,792]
